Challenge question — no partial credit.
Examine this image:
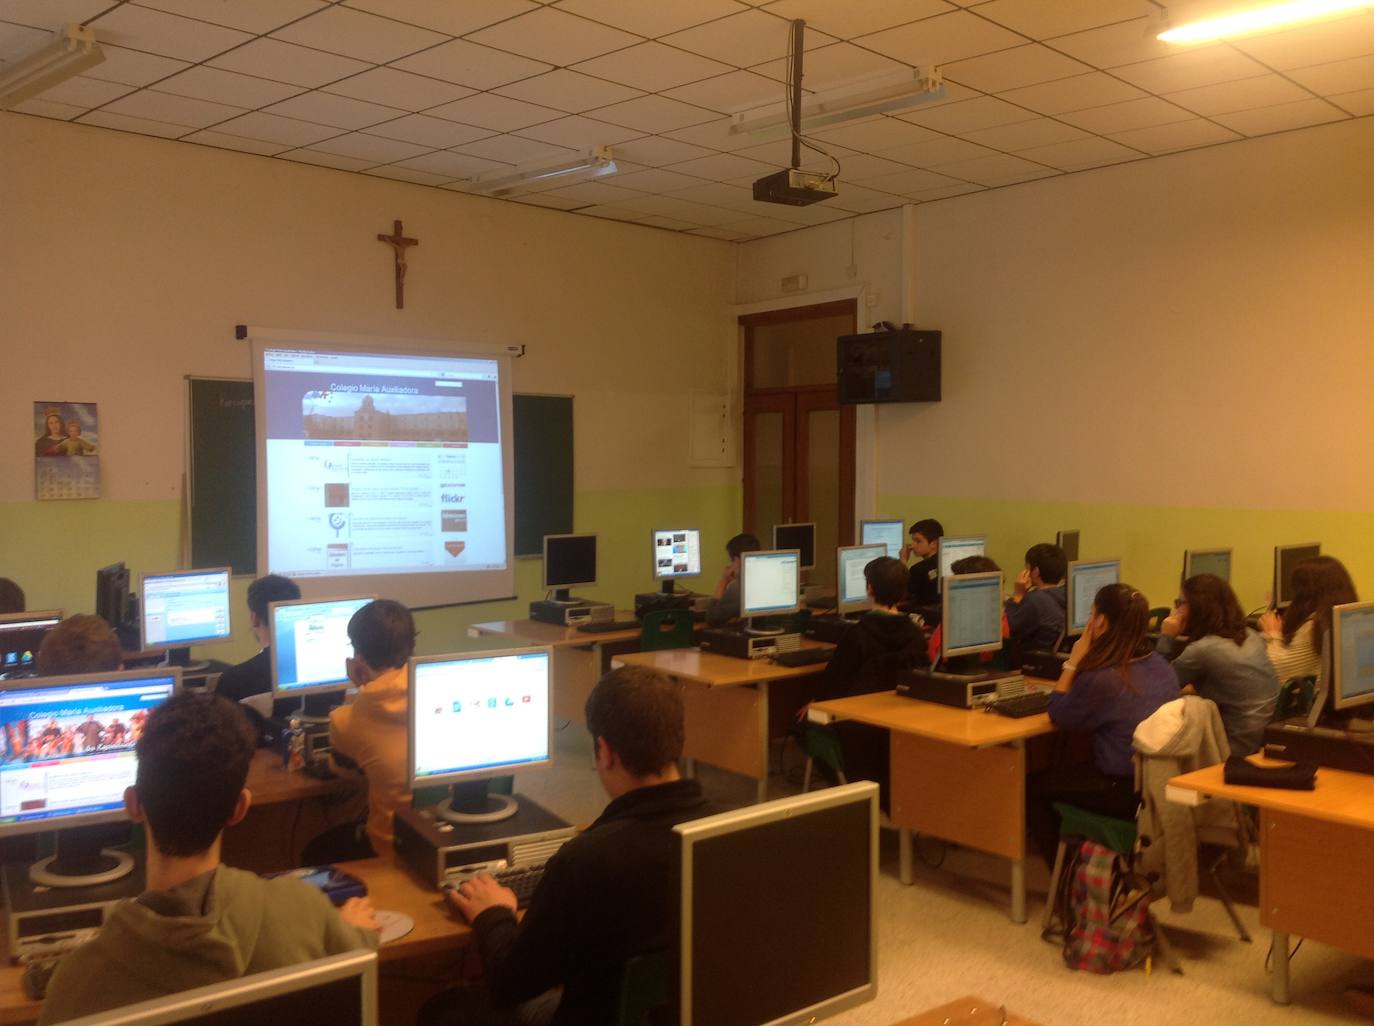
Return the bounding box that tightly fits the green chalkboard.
[186,380,571,573]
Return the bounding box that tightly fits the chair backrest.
[615,949,673,1026]
[640,609,694,651]
[1147,607,1171,633]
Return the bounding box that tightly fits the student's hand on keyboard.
[444,873,518,923]
[340,896,381,932]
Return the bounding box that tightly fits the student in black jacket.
[215,574,300,705]
[428,665,715,1026]
[902,518,943,607]
[1005,543,1068,653]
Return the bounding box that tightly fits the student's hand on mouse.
[1013,568,1032,598]
[340,896,380,932]
[1162,607,1186,638]
[1258,610,1282,637]
[445,874,518,922]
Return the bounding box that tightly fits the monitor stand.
[549,588,575,604]
[293,693,342,725]
[162,647,209,674]
[30,824,135,888]
[660,580,677,595]
[743,616,784,637]
[436,781,517,826]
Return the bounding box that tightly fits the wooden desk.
[809,690,1056,924]
[888,994,1041,1026]
[612,645,833,804]
[1169,760,1374,1004]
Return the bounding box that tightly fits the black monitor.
[1056,530,1080,562]
[772,523,816,571]
[95,562,130,630]
[676,782,878,1026]
[0,610,62,678]
[1274,542,1320,609]
[542,534,596,602]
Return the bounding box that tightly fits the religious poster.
[34,400,101,500]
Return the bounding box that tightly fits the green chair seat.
[1053,802,1136,856]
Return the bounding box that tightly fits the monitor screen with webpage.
[271,597,373,698]
[654,529,702,581]
[1066,559,1121,636]
[837,545,886,614]
[0,611,62,677]
[858,520,904,560]
[1183,548,1231,583]
[937,536,986,580]
[941,572,1003,660]
[1332,601,1374,715]
[139,568,232,651]
[740,550,801,619]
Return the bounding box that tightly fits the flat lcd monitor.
[1056,530,1080,563]
[96,562,130,628]
[1183,548,1232,584]
[270,597,374,699]
[837,545,886,614]
[1274,542,1320,609]
[1066,559,1121,637]
[654,529,703,581]
[677,782,878,1026]
[543,534,596,593]
[0,611,62,676]
[941,572,1004,661]
[858,520,904,560]
[409,646,553,823]
[772,523,816,571]
[937,536,986,580]
[1331,601,1374,715]
[740,550,802,619]
[138,568,232,651]
[60,950,379,1026]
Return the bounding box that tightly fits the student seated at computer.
[39,692,378,1025]
[0,577,23,615]
[901,518,943,607]
[425,665,714,1026]
[1004,542,1067,653]
[926,555,1010,667]
[1258,555,1358,682]
[705,532,761,627]
[36,614,122,676]
[1027,584,1179,865]
[305,599,415,862]
[1158,574,1280,757]
[214,573,301,705]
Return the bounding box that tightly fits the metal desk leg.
[682,758,697,778]
[899,828,914,886]
[1010,859,1027,924]
[1272,930,1291,1005]
[756,681,770,805]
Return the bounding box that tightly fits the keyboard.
[576,619,640,634]
[773,646,835,668]
[494,863,546,907]
[988,690,1053,718]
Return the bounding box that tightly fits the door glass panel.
[806,408,839,591]
[751,314,849,389]
[751,411,784,540]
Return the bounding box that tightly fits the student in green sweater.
[40,694,379,1025]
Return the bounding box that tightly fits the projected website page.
[262,348,508,580]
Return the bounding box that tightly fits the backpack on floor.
[1058,840,1154,973]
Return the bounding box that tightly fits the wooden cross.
[377,219,419,309]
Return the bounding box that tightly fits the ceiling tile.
[283,148,377,171]
[590,94,718,132]
[574,204,645,222]
[573,41,733,91]
[1212,98,1347,136]
[610,134,716,164]
[1112,47,1270,94]
[27,74,132,108]
[85,5,253,61]
[156,66,305,108]
[944,44,1092,93]
[663,116,773,151]
[908,181,985,200]
[539,180,648,205]
[876,135,1000,167]
[667,180,758,208]
[364,164,454,186]
[827,181,906,212]
[366,113,494,147]
[102,89,246,129]
[468,8,641,65]
[1058,95,1194,133]
[513,191,586,210]
[0,2,111,30]
[662,10,836,68]
[213,110,342,146]
[452,134,576,163]
[1047,17,1176,68]
[495,69,643,113]
[760,200,854,225]
[900,95,1037,134]
[136,0,327,34]
[928,151,1051,185]
[10,98,85,120]
[516,114,645,147]
[1107,117,1240,153]
[976,0,1155,39]
[1231,12,1374,71]
[720,215,799,236]
[184,129,290,155]
[209,39,371,88]
[810,115,943,152]
[81,44,190,86]
[617,194,740,224]
[0,21,50,61]
[1329,87,1374,114]
[688,226,751,241]
[662,70,786,113]
[396,150,510,178]
[427,93,562,131]
[555,0,747,38]
[829,152,914,178]
[733,137,858,169]
[856,10,1026,66]
[751,41,908,90]
[344,0,539,36]
[998,71,1146,115]
[266,91,401,130]
[634,215,697,230]
[857,167,965,192]
[761,0,952,39]
[613,167,709,192]
[77,109,192,138]
[666,151,777,181]
[313,131,434,163]
[1167,74,1315,117]
[324,67,473,109]
[392,38,551,90]
[271,6,449,64]
[962,116,1088,150]
[1015,135,1141,170]
[1288,54,1374,95]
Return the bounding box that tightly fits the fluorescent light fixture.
[463,146,617,197]
[729,68,946,140]
[0,24,104,110]
[1157,0,1373,43]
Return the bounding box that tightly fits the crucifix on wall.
[377,219,419,309]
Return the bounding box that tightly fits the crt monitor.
[837,545,886,615]
[1331,600,1374,717]
[1183,548,1232,583]
[139,568,232,656]
[0,667,180,887]
[941,572,1004,662]
[63,949,379,1026]
[676,781,877,1026]
[937,536,986,581]
[543,534,596,601]
[409,646,552,824]
[739,550,802,624]
[653,529,702,593]
[1274,542,1320,609]
[270,596,374,701]
[772,523,816,571]
[858,519,904,560]
[1056,530,1080,563]
[1066,559,1121,637]
[0,610,62,677]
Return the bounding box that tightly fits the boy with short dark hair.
[37,614,123,676]
[902,518,943,606]
[39,693,378,1024]
[215,574,302,705]
[705,532,761,627]
[1005,543,1068,652]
